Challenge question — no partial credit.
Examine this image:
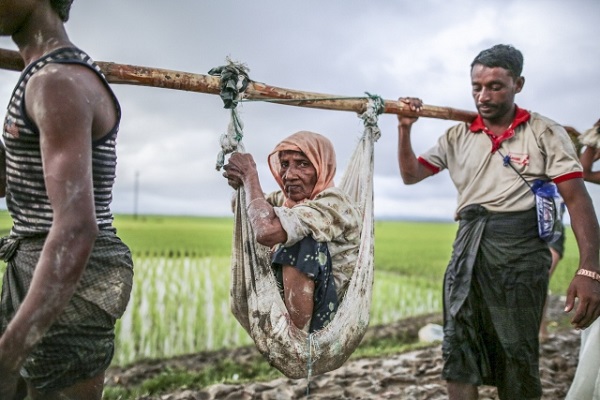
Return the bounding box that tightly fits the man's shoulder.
[29,61,87,86]
[446,122,472,136]
[526,112,564,134]
[438,122,474,145]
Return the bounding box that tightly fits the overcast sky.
[0,0,598,220]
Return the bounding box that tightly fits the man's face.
[278,150,318,203]
[471,64,524,123]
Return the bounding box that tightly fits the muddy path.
[105,295,582,399]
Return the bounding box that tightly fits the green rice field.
[0,212,581,366]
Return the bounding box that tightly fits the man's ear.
[515,76,525,94]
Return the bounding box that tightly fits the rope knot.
[208,58,250,109]
[210,58,250,170]
[359,92,384,142]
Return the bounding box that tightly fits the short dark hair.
[50,0,73,22]
[471,44,524,78]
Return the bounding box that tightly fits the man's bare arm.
[559,178,600,329]
[397,97,434,184]
[0,65,100,370]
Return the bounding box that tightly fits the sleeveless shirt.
[2,47,120,236]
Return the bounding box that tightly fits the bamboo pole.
[0,48,477,122]
[0,48,24,71]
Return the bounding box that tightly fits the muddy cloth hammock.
[211,63,381,378]
[579,124,600,149]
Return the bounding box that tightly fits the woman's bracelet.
[576,269,600,283]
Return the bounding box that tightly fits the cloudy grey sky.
[1,0,599,220]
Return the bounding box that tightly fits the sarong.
[442,204,551,399]
[0,231,133,391]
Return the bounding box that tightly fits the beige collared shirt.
[420,112,582,216]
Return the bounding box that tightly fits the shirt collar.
[469,105,530,133]
[469,106,531,153]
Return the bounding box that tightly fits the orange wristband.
[576,269,600,283]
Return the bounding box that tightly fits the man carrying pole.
[0,1,133,398]
[397,44,600,400]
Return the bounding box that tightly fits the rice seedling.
[113,254,444,365]
[0,211,580,366]
[113,256,251,365]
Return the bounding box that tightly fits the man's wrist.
[576,268,600,283]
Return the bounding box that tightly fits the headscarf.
[268,131,336,208]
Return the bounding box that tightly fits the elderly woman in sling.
[222,130,361,333]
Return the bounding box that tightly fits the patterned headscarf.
[268,131,336,207]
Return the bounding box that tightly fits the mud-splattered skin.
[223,152,286,246]
[0,1,121,399]
[282,265,314,332]
[224,151,318,331]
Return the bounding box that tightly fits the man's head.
[471,44,523,79]
[50,0,73,22]
[470,44,525,123]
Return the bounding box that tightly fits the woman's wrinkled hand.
[222,165,242,189]
[222,152,257,189]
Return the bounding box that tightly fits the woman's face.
[278,150,318,202]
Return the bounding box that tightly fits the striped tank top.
[2,47,120,236]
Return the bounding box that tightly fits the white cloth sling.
[579,125,600,149]
[228,101,380,378]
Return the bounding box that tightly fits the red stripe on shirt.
[553,171,583,184]
[418,157,440,174]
